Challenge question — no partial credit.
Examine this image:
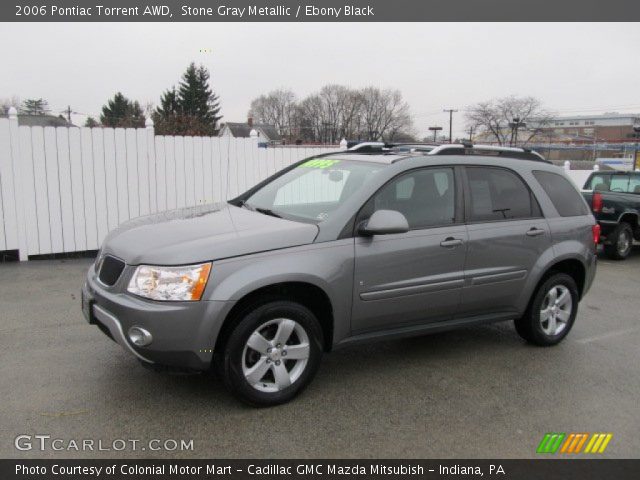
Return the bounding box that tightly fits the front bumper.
[82,264,231,371]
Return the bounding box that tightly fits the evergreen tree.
[154,63,222,136]
[157,87,180,117]
[20,98,50,115]
[84,117,100,128]
[100,92,144,128]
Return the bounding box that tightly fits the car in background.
[582,171,640,259]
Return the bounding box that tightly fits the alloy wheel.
[539,285,572,336]
[241,318,310,393]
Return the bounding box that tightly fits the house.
[0,113,75,127]
[218,118,282,144]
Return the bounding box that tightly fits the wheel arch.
[618,212,639,230]
[214,281,335,354]
[531,257,587,304]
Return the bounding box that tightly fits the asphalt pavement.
[1,249,638,458]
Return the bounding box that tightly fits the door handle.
[526,227,545,237]
[440,237,464,247]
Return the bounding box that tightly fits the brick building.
[534,113,640,143]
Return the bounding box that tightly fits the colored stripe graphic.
[560,433,589,453]
[538,433,612,454]
[584,433,613,454]
[537,433,565,453]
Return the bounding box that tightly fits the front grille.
[98,255,126,286]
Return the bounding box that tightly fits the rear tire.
[217,300,323,406]
[604,222,633,260]
[515,273,579,346]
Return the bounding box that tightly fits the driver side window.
[360,168,456,230]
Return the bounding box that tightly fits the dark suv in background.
[83,144,598,405]
[582,170,640,260]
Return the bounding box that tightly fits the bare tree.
[20,98,50,116]
[359,87,413,141]
[249,89,297,138]
[465,95,553,146]
[248,85,414,144]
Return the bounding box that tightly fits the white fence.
[0,111,600,261]
[0,112,336,260]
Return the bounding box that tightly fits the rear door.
[352,166,467,333]
[458,166,552,318]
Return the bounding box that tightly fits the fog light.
[128,327,152,347]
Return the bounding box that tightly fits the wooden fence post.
[145,116,157,213]
[8,107,28,260]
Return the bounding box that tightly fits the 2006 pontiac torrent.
[83,144,597,406]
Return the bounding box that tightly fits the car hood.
[101,203,319,265]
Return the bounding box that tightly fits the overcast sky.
[1,22,639,138]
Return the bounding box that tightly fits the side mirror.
[359,210,409,236]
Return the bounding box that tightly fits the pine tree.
[154,63,223,136]
[100,92,144,128]
[84,117,99,128]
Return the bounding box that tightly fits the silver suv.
[82,147,598,406]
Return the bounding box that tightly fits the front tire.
[515,273,579,346]
[604,222,633,260]
[218,300,323,406]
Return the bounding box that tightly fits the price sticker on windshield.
[300,159,340,169]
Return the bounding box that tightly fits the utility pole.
[467,125,475,142]
[443,108,458,143]
[64,105,72,122]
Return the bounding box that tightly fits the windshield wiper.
[238,201,282,218]
[254,207,282,218]
[236,200,254,211]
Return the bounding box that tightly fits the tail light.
[592,224,601,245]
[592,191,603,213]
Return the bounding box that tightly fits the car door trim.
[468,269,527,286]
[360,278,465,301]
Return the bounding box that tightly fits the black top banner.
[4,0,640,22]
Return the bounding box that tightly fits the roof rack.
[427,144,551,163]
[347,141,550,163]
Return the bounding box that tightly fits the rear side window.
[585,173,635,193]
[465,167,538,222]
[585,174,610,191]
[533,171,589,217]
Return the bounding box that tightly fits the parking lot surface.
[1,249,639,458]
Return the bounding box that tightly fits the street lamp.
[508,117,527,146]
[428,126,443,142]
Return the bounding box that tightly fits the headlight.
[127,262,212,301]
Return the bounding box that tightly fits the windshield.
[240,158,383,223]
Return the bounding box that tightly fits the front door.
[352,166,467,333]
